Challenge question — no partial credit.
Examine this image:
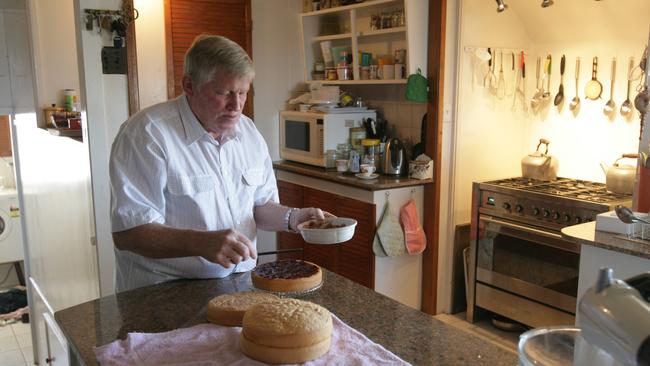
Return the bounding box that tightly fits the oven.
[466,178,632,328]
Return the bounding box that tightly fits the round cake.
[206,291,279,327]
[251,259,322,293]
[240,298,332,364]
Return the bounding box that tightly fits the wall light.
[541,0,554,7]
[495,0,508,12]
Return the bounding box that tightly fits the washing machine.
[0,189,24,264]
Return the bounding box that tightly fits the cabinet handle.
[46,356,55,363]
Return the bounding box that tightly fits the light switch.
[443,103,452,123]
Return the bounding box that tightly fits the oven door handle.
[481,216,563,240]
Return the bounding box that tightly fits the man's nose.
[226,94,242,111]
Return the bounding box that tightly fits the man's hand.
[202,229,257,267]
[289,207,335,232]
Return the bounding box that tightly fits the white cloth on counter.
[93,314,410,366]
[109,94,279,292]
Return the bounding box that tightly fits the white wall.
[27,0,80,115]
[133,0,166,109]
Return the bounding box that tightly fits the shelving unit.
[299,0,427,85]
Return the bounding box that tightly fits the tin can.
[326,67,338,80]
[64,89,78,112]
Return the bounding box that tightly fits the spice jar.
[349,127,366,152]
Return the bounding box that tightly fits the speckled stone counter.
[561,221,650,259]
[54,270,516,366]
[273,160,432,191]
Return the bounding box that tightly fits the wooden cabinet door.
[302,187,339,272]
[337,197,375,288]
[276,180,304,260]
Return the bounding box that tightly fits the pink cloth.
[94,314,410,365]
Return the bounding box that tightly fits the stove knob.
[533,207,540,216]
[543,209,551,218]
[574,217,582,224]
[502,202,511,210]
[563,214,571,222]
[515,204,524,213]
[552,211,560,220]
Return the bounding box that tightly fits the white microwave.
[279,110,376,167]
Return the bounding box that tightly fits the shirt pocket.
[167,174,217,196]
[242,167,265,187]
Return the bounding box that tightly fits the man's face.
[183,70,252,139]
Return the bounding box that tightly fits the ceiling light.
[495,0,507,12]
[541,0,554,7]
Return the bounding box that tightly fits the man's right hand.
[203,229,257,268]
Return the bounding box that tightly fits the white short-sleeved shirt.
[110,95,278,292]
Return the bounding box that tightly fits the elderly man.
[109,35,324,292]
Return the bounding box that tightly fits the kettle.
[600,153,638,194]
[382,138,407,176]
[521,138,559,181]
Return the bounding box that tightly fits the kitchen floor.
[434,312,522,355]
[0,321,33,366]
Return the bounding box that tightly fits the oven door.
[476,215,580,313]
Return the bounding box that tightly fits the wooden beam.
[421,0,446,315]
[124,0,140,115]
[164,0,175,99]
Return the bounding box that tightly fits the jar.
[349,127,366,152]
[336,142,350,160]
[326,67,338,80]
[361,138,380,169]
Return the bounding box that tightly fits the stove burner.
[483,177,629,203]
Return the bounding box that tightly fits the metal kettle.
[382,138,406,176]
[600,153,638,194]
[521,138,559,181]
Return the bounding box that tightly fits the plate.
[252,280,323,297]
[355,173,379,180]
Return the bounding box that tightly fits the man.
[109,35,324,292]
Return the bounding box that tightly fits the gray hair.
[183,35,255,88]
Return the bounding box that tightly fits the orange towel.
[400,199,426,254]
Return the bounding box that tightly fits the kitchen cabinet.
[275,167,426,309]
[299,0,428,84]
[43,312,69,366]
[277,180,376,288]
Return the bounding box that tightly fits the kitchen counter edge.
[273,160,432,191]
[54,270,516,366]
[561,221,650,259]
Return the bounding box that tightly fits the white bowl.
[297,217,357,244]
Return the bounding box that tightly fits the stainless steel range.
[467,177,632,328]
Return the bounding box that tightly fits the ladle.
[620,57,634,117]
[530,57,543,109]
[603,58,616,116]
[569,57,581,111]
[615,205,650,225]
[554,54,565,106]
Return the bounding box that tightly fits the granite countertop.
[561,221,650,259]
[273,160,432,191]
[54,270,516,366]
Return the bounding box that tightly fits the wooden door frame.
[421,0,446,315]
[124,0,140,115]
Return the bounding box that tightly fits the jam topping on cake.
[254,260,319,279]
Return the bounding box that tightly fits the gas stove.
[477,177,633,231]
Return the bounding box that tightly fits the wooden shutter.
[0,115,11,157]
[165,0,253,118]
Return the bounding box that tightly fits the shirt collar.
[178,94,243,145]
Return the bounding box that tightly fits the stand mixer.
[578,268,650,366]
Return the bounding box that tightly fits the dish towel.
[94,314,410,366]
[374,200,407,257]
[400,199,426,254]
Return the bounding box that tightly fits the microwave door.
[285,119,310,152]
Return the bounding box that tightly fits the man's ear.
[181,75,193,96]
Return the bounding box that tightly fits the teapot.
[600,153,638,194]
[521,138,559,181]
